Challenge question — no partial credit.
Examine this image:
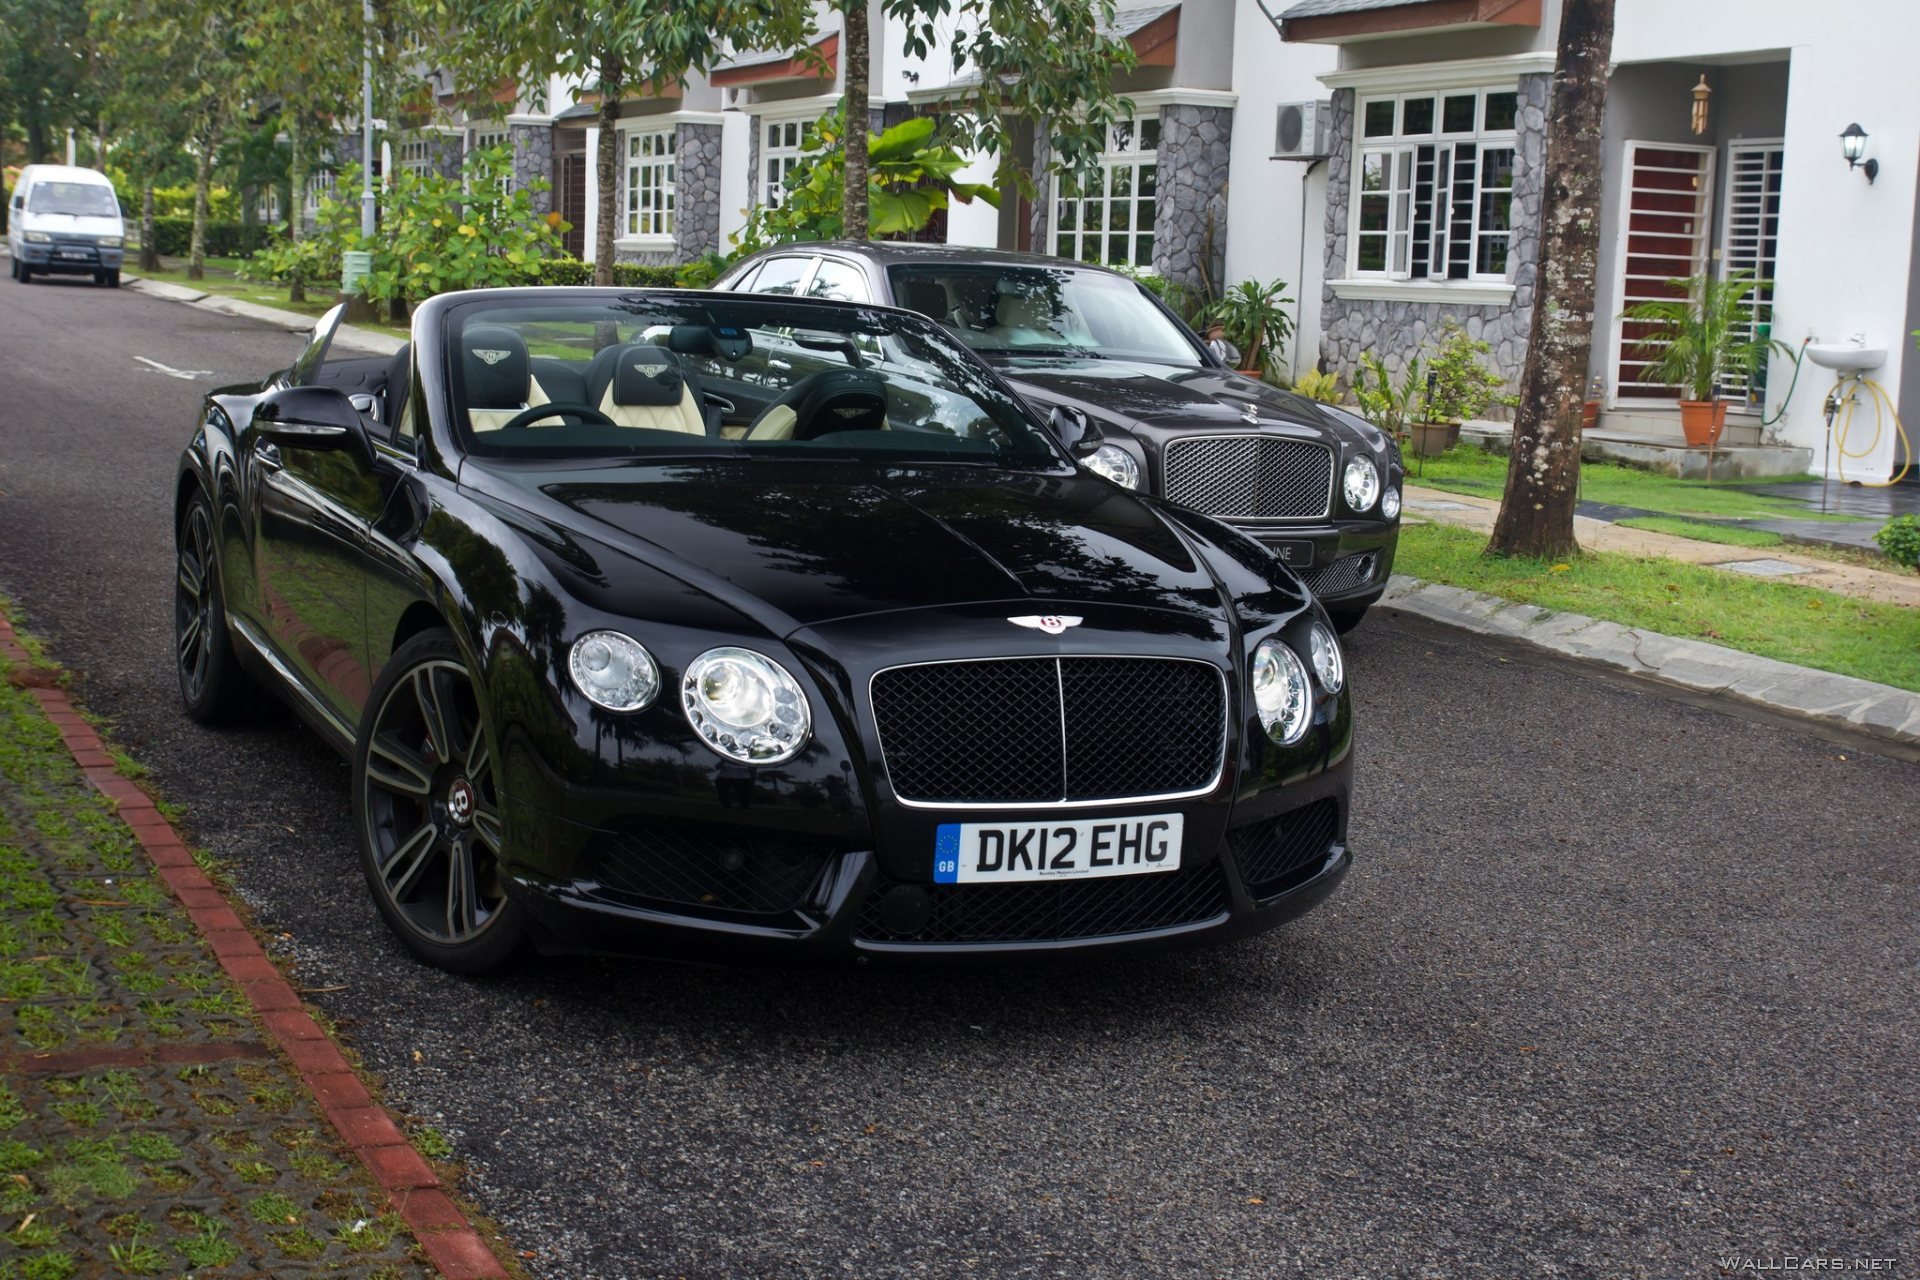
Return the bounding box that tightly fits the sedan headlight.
[1380,484,1402,521]
[569,631,659,712]
[683,647,811,764]
[1342,456,1380,513]
[1307,622,1344,694]
[1251,637,1313,746]
[22,231,50,243]
[1081,443,1140,489]
[97,236,123,248]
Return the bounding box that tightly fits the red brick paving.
[0,613,509,1279]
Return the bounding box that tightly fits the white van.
[7,164,127,287]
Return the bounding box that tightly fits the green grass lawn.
[1411,446,1868,524]
[1394,522,1920,692]
[1613,515,1786,548]
[128,255,410,339]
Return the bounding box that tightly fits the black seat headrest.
[461,325,530,408]
[896,279,950,321]
[609,346,688,407]
[794,368,889,439]
[382,341,412,428]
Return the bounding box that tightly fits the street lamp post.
[341,0,378,321]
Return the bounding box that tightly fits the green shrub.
[145,217,268,258]
[359,147,567,306]
[527,259,686,289]
[1876,514,1920,570]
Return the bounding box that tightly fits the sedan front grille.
[1301,553,1378,598]
[871,657,1226,806]
[1163,434,1334,521]
[856,862,1230,944]
[1228,798,1341,897]
[588,823,838,916]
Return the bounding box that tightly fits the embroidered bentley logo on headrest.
[834,406,868,419]
[473,349,511,366]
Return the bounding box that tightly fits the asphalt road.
[2,274,1915,1278]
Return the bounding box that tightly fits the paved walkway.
[125,274,405,356]
[0,618,509,1279]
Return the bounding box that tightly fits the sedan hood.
[998,357,1377,448]
[494,462,1248,636]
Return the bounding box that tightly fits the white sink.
[1804,343,1887,372]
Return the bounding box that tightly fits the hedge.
[528,258,684,288]
[143,217,270,258]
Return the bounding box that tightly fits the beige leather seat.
[461,324,548,432]
[992,291,1074,346]
[587,345,707,435]
[747,368,891,442]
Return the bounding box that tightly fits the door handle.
[769,358,792,371]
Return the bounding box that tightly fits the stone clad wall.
[509,124,554,216]
[1153,104,1233,291]
[430,134,463,182]
[675,122,724,260]
[1317,74,1549,389]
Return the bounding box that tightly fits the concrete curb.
[1379,574,1920,752]
[0,615,509,1280]
[123,274,405,355]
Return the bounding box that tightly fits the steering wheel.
[497,402,616,431]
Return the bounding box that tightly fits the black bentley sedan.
[173,288,1353,972]
[715,243,1402,631]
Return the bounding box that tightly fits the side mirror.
[254,386,371,458]
[1048,406,1102,453]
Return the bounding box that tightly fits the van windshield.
[27,182,119,217]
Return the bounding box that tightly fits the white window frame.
[303,172,336,215]
[466,127,513,195]
[758,113,815,209]
[623,126,676,241]
[1048,114,1161,271]
[396,138,433,179]
[1346,86,1520,287]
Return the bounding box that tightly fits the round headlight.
[1082,443,1140,489]
[1307,622,1344,694]
[1380,484,1402,521]
[97,236,123,249]
[1343,456,1380,513]
[568,631,659,712]
[682,647,811,764]
[1251,638,1313,746]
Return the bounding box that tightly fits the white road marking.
[134,356,214,380]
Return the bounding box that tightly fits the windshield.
[887,264,1204,367]
[27,182,119,218]
[443,292,1069,470]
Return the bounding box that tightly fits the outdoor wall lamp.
[1840,123,1878,184]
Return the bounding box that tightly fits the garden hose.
[1827,374,1913,487]
[1761,335,1809,428]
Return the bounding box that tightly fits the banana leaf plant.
[1623,270,1783,402]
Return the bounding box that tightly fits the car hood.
[20,212,122,237]
[997,357,1375,447]
[487,461,1277,636]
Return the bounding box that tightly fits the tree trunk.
[841,0,870,239]
[1486,0,1615,560]
[140,184,159,273]
[189,130,213,281]
[287,114,308,303]
[594,51,625,286]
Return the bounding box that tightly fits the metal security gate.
[1719,140,1785,408]
[1610,142,1715,405]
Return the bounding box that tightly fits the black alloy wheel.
[353,630,524,973]
[174,492,249,721]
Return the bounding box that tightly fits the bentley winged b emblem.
[473,348,511,366]
[1008,615,1083,636]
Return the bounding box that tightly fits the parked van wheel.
[107,270,121,288]
[15,263,30,284]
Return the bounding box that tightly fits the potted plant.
[1417,321,1517,452]
[1352,350,1428,449]
[1623,270,1782,447]
[1205,278,1296,379]
[1582,374,1604,431]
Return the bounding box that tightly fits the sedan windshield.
[443,291,1068,469]
[27,182,119,217]
[887,263,1204,367]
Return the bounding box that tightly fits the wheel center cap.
[446,777,476,827]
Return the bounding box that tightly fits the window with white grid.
[761,116,810,207]
[625,128,675,238]
[1049,116,1159,270]
[468,127,513,193]
[397,138,433,178]
[1351,88,1518,281]
[303,172,336,214]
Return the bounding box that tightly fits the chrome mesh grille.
[871,657,1226,806]
[1301,553,1378,598]
[1163,435,1334,520]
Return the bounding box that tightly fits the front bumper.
[17,242,123,274]
[1233,517,1400,609]
[506,766,1352,965]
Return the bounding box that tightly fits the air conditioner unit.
[1274,100,1332,160]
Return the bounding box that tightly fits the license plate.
[934,814,1183,885]
[56,251,91,261]
[1266,540,1314,567]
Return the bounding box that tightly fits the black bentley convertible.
[716,243,1403,631]
[173,288,1354,972]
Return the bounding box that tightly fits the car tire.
[352,629,526,974]
[175,491,252,723]
[15,262,29,283]
[1327,607,1368,635]
[106,270,121,288]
